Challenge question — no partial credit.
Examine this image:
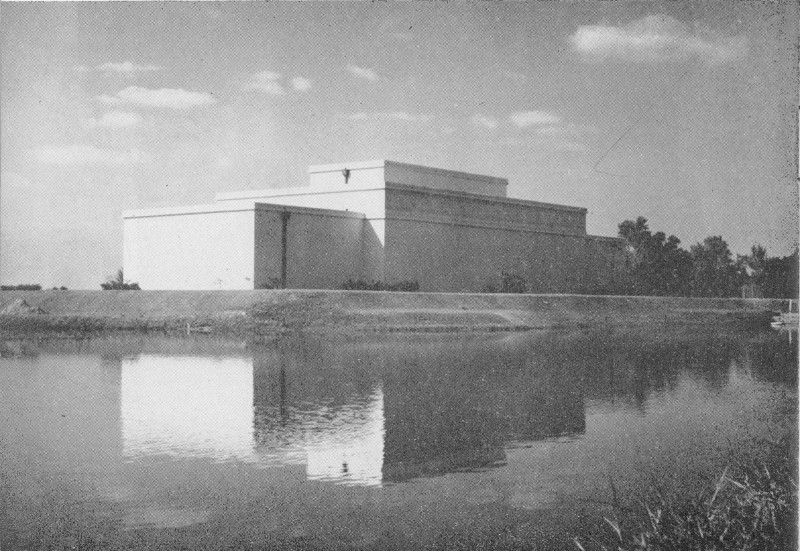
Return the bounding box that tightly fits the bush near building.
[101,269,141,291]
[341,279,420,292]
[481,271,529,294]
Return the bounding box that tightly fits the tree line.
[617,217,797,298]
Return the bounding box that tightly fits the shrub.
[481,271,528,294]
[101,269,140,291]
[0,284,42,291]
[501,271,528,293]
[341,279,420,292]
[257,277,284,290]
[101,281,140,290]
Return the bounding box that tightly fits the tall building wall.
[124,203,366,291]
[384,219,593,292]
[254,206,365,290]
[124,205,257,290]
[382,186,595,292]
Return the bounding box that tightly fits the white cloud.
[100,86,216,109]
[509,111,562,128]
[343,111,431,123]
[84,111,143,129]
[98,62,162,75]
[471,114,499,130]
[32,145,148,166]
[347,64,379,82]
[244,71,286,95]
[571,14,748,65]
[291,76,312,92]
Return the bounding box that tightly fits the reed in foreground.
[575,456,797,551]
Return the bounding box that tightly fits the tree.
[761,248,799,299]
[689,236,737,297]
[747,244,768,279]
[733,244,798,299]
[617,217,692,296]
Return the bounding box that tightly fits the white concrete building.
[123,160,624,292]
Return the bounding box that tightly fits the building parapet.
[124,201,366,220]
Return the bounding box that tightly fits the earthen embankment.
[0,290,782,337]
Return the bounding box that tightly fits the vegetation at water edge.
[575,443,797,551]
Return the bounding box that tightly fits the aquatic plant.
[574,453,797,551]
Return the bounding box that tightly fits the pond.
[1,326,796,550]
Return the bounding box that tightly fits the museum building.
[123,160,624,292]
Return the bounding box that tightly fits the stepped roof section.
[214,160,587,231]
[216,159,509,200]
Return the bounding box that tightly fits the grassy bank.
[0,290,781,336]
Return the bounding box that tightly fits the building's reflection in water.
[304,389,385,486]
[121,355,257,462]
[120,353,387,485]
[250,335,586,485]
[376,337,585,482]
[77,328,796,489]
[251,351,387,486]
[120,336,588,486]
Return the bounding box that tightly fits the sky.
[1,2,797,289]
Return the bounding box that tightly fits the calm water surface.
[1,327,796,550]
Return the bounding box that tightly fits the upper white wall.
[384,161,507,197]
[306,160,508,197]
[307,160,386,190]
